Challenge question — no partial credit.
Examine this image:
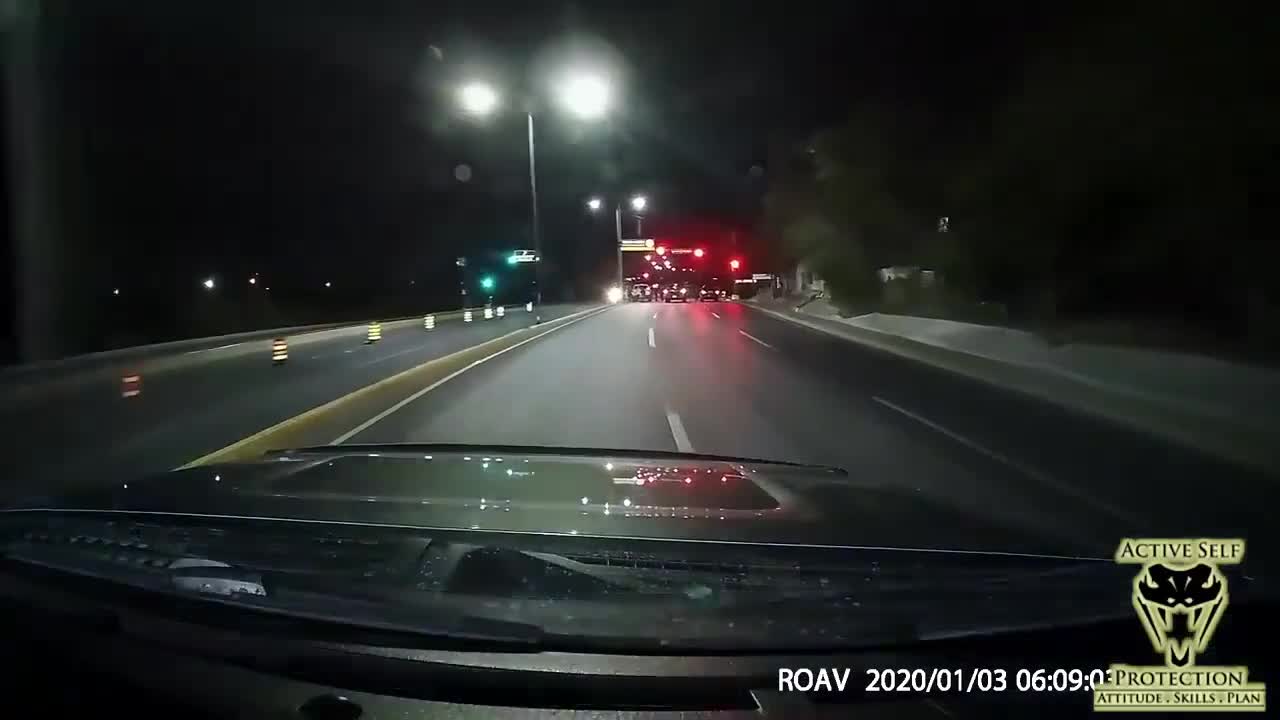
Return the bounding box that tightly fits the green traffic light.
[480,276,495,290]
[506,255,518,265]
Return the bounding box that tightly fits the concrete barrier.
[181,305,612,467]
[748,299,1280,473]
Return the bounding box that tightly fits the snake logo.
[1131,561,1229,667]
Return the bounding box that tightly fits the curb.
[746,302,1280,475]
[179,305,611,468]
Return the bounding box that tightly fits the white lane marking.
[4,508,1108,563]
[652,312,658,320]
[310,354,321,360]
[648,327,656,348]
[665,409,694,453]
[184,342,242,355]
[330,308,608,444]
[357,342,430,368]
[711,312,721,319]
[870,395,1138,525]
[344,349,354,354]
[738,330,772,348]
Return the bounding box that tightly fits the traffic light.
[506,255,518,265]
[655,246,666,256]
[480,275,495,290]
[693,248,705,258]
[729,259,741,271]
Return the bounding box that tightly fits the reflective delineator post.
[464,310,473,323]
[525,301,533,312]
[496,305,505,318]
[121,372,142,398]
[271,338,288,363]
[366,322,382,343]
[424,314,435,330]
[483,307,493,320]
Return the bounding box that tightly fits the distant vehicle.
[630,283,652,302]
[662,282,693,302]
[698,286,727,302]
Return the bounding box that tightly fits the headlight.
[606,286,623,304]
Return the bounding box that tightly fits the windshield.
[0,0,1275,668]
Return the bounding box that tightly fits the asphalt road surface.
[336,301,1275,561]
[3,304,593,497]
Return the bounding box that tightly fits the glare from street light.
[202,278,215,290]
[248,276,257,285]
[559,74,609,119]
[586,197,602,211]
[630,195,647,212]
[458,82,498,115]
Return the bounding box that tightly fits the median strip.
[177,305,610,468]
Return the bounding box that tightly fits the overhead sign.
[619,238,655,252]
[509,249,538,263]
[752,273,774,281]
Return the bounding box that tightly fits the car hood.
[8,445,1087,558]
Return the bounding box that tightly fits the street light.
[630,195,647,212]
[558,74,610,120]
[202,278,215,290]
[458,72,610,322]
[248,276,257,285]
[586,197,602,211]
[458,82,498,116]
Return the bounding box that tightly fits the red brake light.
[729,259,741,270]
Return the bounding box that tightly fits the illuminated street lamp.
[458,72,611,321]
[458,82,499,116]
[202,277,215,290]
[589,193,651,291]
[558,74,610,120]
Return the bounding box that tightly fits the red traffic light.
[655,246,666,256]
[729,259,741,270]
[693,248,705,258]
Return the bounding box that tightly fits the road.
[3,304,593,498]
[5,299,1273,563]
[334,301,1274,561]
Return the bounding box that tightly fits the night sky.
[4,1,1067,354]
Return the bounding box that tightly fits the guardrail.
[0,303,538,406]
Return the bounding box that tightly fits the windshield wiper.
[2,543,546,649]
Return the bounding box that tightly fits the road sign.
[619,238,655,252]
[509,249,538,263]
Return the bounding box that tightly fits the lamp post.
[588,194,647,292]
[457,72,611,322]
